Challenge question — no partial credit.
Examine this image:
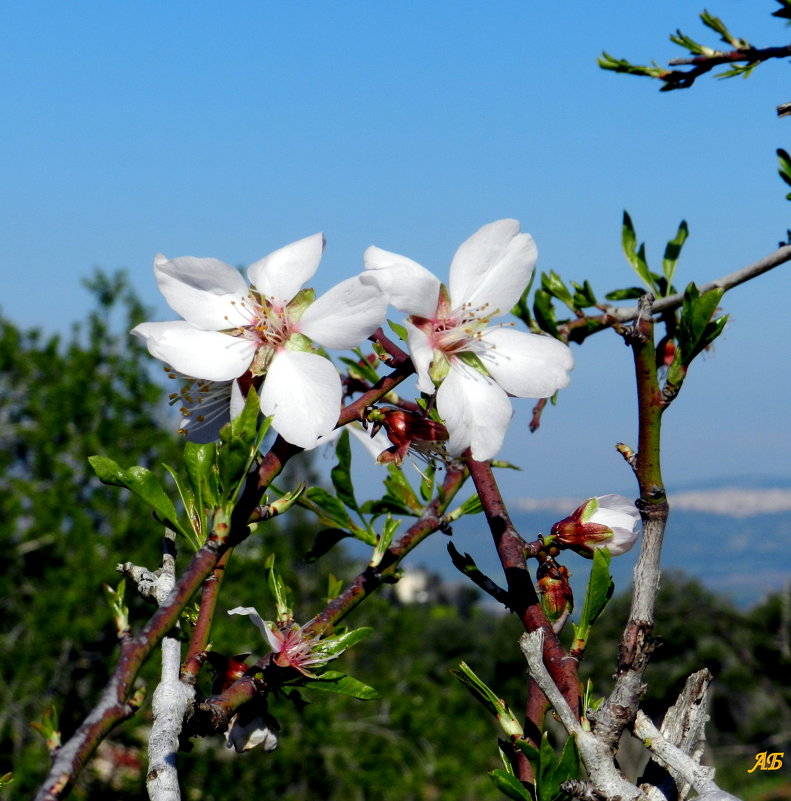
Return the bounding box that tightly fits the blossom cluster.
[132,220,575,460]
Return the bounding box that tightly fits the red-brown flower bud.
[537,560,573,622]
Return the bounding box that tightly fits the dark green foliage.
[0,271,184,795]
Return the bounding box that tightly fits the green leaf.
[498,745,516,775]
[371,514,398,568]
[547,736,580,799]
[446,493,483,521]
[88,456,185,536]
[597,51,668,80]
[265,556,293,622]
[700,10,749,49]
[162,464,203,550]
[572,549,613,652]
[339,349,381,384]
[661,220,689,288]
[216,435,250,497]
[184,440,218,507]
[488,770,532,801]
[669,29,715,56]
[777,148,791,188]
[229,385,262,443]
[305,528,353,562]
[621,211,653,290]
[570,279,597,309]
[533,289,559,337]
[379,464,423,515]
[698,314,728,353]
[315,626,373,657]
[516,737,541,775]
[450,661,523,736]
[419,463,436,502]
[679,284,726,364]
[305,486,356,530]
[330,429,358,512]
[604,286,645,301]
[307,671,380,699]
[584,548,614,625]
[362,497,419,518]
[387,319,408,341]
[511,279,535,323]
[541,271,574,308]
[326,573,344,603]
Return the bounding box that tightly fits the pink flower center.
[414,299,501,358]
[226,292,294,351]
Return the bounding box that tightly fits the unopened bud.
[549,494,640,558]
[537,560,573,622]
[268,483,307,517]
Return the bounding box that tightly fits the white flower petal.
[260,350,342,449]
[299,275,388,349]
[591,494,641,531]
[319,422,391,462]
[229,379,247,419]
[226,715,279,753]
[131,321,256,381]
[154,254,249,330]
[247,233,325,302]
[404,320,435,394]
[228,606,270,640]
[479,328,574,398]
[449,220,537,314]
[587,495,640,556]
[363,245,440,318]
[437,363,513,461]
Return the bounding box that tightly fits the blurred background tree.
[1,273,788,800]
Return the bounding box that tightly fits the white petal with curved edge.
[591,495,641,531]
[363,245,440,317]
[229,379,247,419]
[437,362,513,461]
[597,527,639,556]
[154,254,249,330]
[131,321,256,381]
[404,320,435,394]
[319,422,391,462]
[299,275,388,349]
[260,350,342,449]
[479,328,573,398]
[227,606,270,641]
[247,233,325,302]
[448,220,537,314]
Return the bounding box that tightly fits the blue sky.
[2,1,789,501]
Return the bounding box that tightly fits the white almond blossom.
[132,234,387,449]
[228,606,336,677]
[364,219,574,460]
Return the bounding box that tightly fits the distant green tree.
[0,271,184,794]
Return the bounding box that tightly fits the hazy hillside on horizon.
[399,476,791,609]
